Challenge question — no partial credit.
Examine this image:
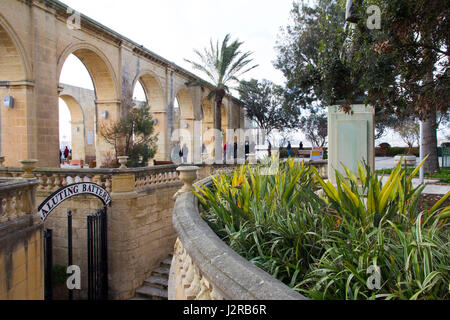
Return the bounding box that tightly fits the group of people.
[177,143,189,163]
[285,141,303,157]
[171,139,307,163]
[171,140,255,163]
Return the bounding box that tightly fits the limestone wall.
[0,163,242,300]
[0,178,43,300]
[170,175,307,300]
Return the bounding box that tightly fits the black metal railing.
[44,229,53,300]
[67,210,73,300]
[87,207,108,300]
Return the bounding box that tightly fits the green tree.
[276,0,449,173]
[238,79,293,139]
[185,34,258,133]
[395,120,420,154]
[300,110,328,147]
[100,103,158,167]
[347,0,449,173]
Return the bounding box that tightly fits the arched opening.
[201,98,215,159]
[174,88,195,163]
[58,45,118,167]
[133,80,146,105]
[59,94,86,165]
[59,54,94,167]
[0,21,28,165]
[0,24,26,81]
[133,73,164,110]
[132,73,166,160]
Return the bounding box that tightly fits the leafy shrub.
[99,103,158,168]
[376,167,450,184]
[386,147,419,157]
[278,148,289,158]
[194,157,450,300]
[53,264,67,285]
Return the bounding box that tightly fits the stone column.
[95,100,122,167]
[108,171,137,299]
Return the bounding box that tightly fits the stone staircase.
[130,254,173,300]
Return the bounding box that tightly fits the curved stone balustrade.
[0,178,39,224]
[0,162,272,196]
[170,175,307,300]
[134,165,181,191]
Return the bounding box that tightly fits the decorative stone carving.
[173,166,199,199]
[117,156,129,169]
[172,238,224,300]
[19,159,38,179]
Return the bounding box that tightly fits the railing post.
[174,166,199,199]
[19,159,38,179]
[117,156,129,169]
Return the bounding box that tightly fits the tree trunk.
[422,108,439,174]
[215,99,222,132]
[214,95,223,163]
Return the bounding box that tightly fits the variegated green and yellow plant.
[194,157,449,300]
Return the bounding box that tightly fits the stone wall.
[0,178,43,300]
[32,166,184,300]
[170,174,307,300]
[0,163,245,300]
[108,182,181,299]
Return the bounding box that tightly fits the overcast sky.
[59,0,294,146]
[60,0,293,88]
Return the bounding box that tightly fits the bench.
[70,160,84,167]
[151,160,175,166]
[297,150,311,158]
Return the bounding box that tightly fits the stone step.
[136,285,168,300]
[144,275,168,289]
[129,296,150,301]
[161,257,173,267]
[152,266,170,278]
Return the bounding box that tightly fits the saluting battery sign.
[38,182,111,221]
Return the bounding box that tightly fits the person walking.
[245,141,249,160]
[223,143,227,161]
[287,141,291,157]
[182,144,188,163]
[268,141,272,157]
[299,141,304,150]
[178,145,183,161]
[63,146,69,159]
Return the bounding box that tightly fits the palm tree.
[185,34,258,133]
